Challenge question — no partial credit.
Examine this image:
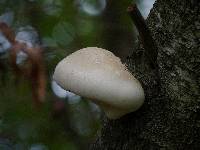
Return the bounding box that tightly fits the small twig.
[127,4,158,68]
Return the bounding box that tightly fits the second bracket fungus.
[53,47,144,119]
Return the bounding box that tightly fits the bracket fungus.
[53,47,144,119]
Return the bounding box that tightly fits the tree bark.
[90,0,200,149]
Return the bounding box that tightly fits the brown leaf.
[0,22,15,44]
[0,23,46,105]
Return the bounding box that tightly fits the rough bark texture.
[90,0,200,149]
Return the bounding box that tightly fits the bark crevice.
[90,0,200,149]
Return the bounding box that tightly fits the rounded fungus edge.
[53,47,145,119]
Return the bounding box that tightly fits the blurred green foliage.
[0,0,140,149]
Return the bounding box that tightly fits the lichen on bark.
[90,0,200,149]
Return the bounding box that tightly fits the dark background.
[0,0,154,149]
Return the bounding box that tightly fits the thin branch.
[127,4,158,69]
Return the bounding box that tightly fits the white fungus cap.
[53,47,145,119]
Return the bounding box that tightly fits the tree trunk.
[90,0,200,149]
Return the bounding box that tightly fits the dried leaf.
[0,23,46,105]
[0,22,15,43]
